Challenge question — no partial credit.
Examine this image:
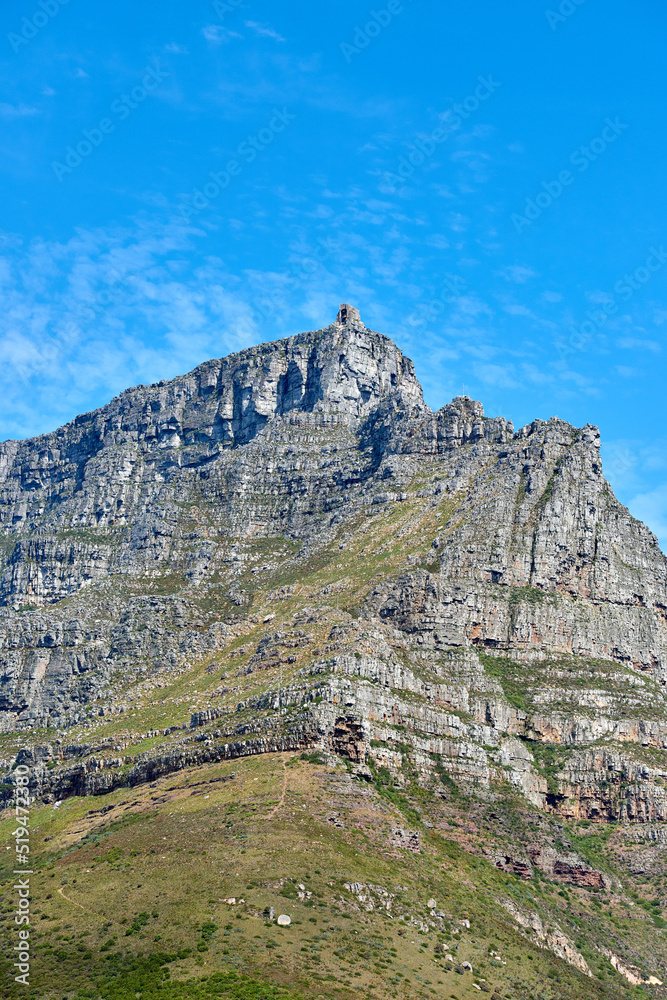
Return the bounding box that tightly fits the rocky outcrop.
[367,415,667,677]
[8,723,321,804]
[526,845,612,888]
[330,716,367,762]
[500,899,592,976]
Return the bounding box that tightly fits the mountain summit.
[0,307,664,670]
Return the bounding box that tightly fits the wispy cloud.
[602,437,667,487]
[0,222,258,440]
[0,102,38,119]
[244,20,286,42]
[497,265,536,284]
[616,336,661,353]
[474,362,521,389]
[503,302,536,318]
[201,24,242,43]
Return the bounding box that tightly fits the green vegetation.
[478,653,530,712]
[508,585,546,607]
[125,911,151,935]
[0,749,646,1000]
[367,757,422,825]
[435,762,460,799]
[75,955,297,1000]
[521,740,566,798]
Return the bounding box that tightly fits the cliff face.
[1,306,666,832]
[369,415,667,676]
[0,319,422,603]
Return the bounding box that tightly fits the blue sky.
[1,0,666,546]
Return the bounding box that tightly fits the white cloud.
[553,367,598,393]
[425,234,450,249]
[473,362,521,389]
[616,336,661,352]
[202,24,242,43]
[453,295,492,317]
[503,302,536,318]
[244,20,286,42]
[448,212,468,232]
[520,362,554,386]
[496,265,536,284]
[603,438,667,488]
[0,222,258,440]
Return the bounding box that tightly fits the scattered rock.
[391,827,420,853]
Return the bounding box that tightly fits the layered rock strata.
[1,306,666,838]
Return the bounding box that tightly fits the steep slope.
[2,306,667,999]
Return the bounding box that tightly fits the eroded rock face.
[0,319,422,604]
[368,419,667,677]
[331,716,366,762]
[1,308,666,835]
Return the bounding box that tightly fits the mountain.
[1,306,666,1000]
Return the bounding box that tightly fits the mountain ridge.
[2,308,667,997]
[0,307,665,734]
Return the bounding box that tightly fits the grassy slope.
[0,753,645,1000]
